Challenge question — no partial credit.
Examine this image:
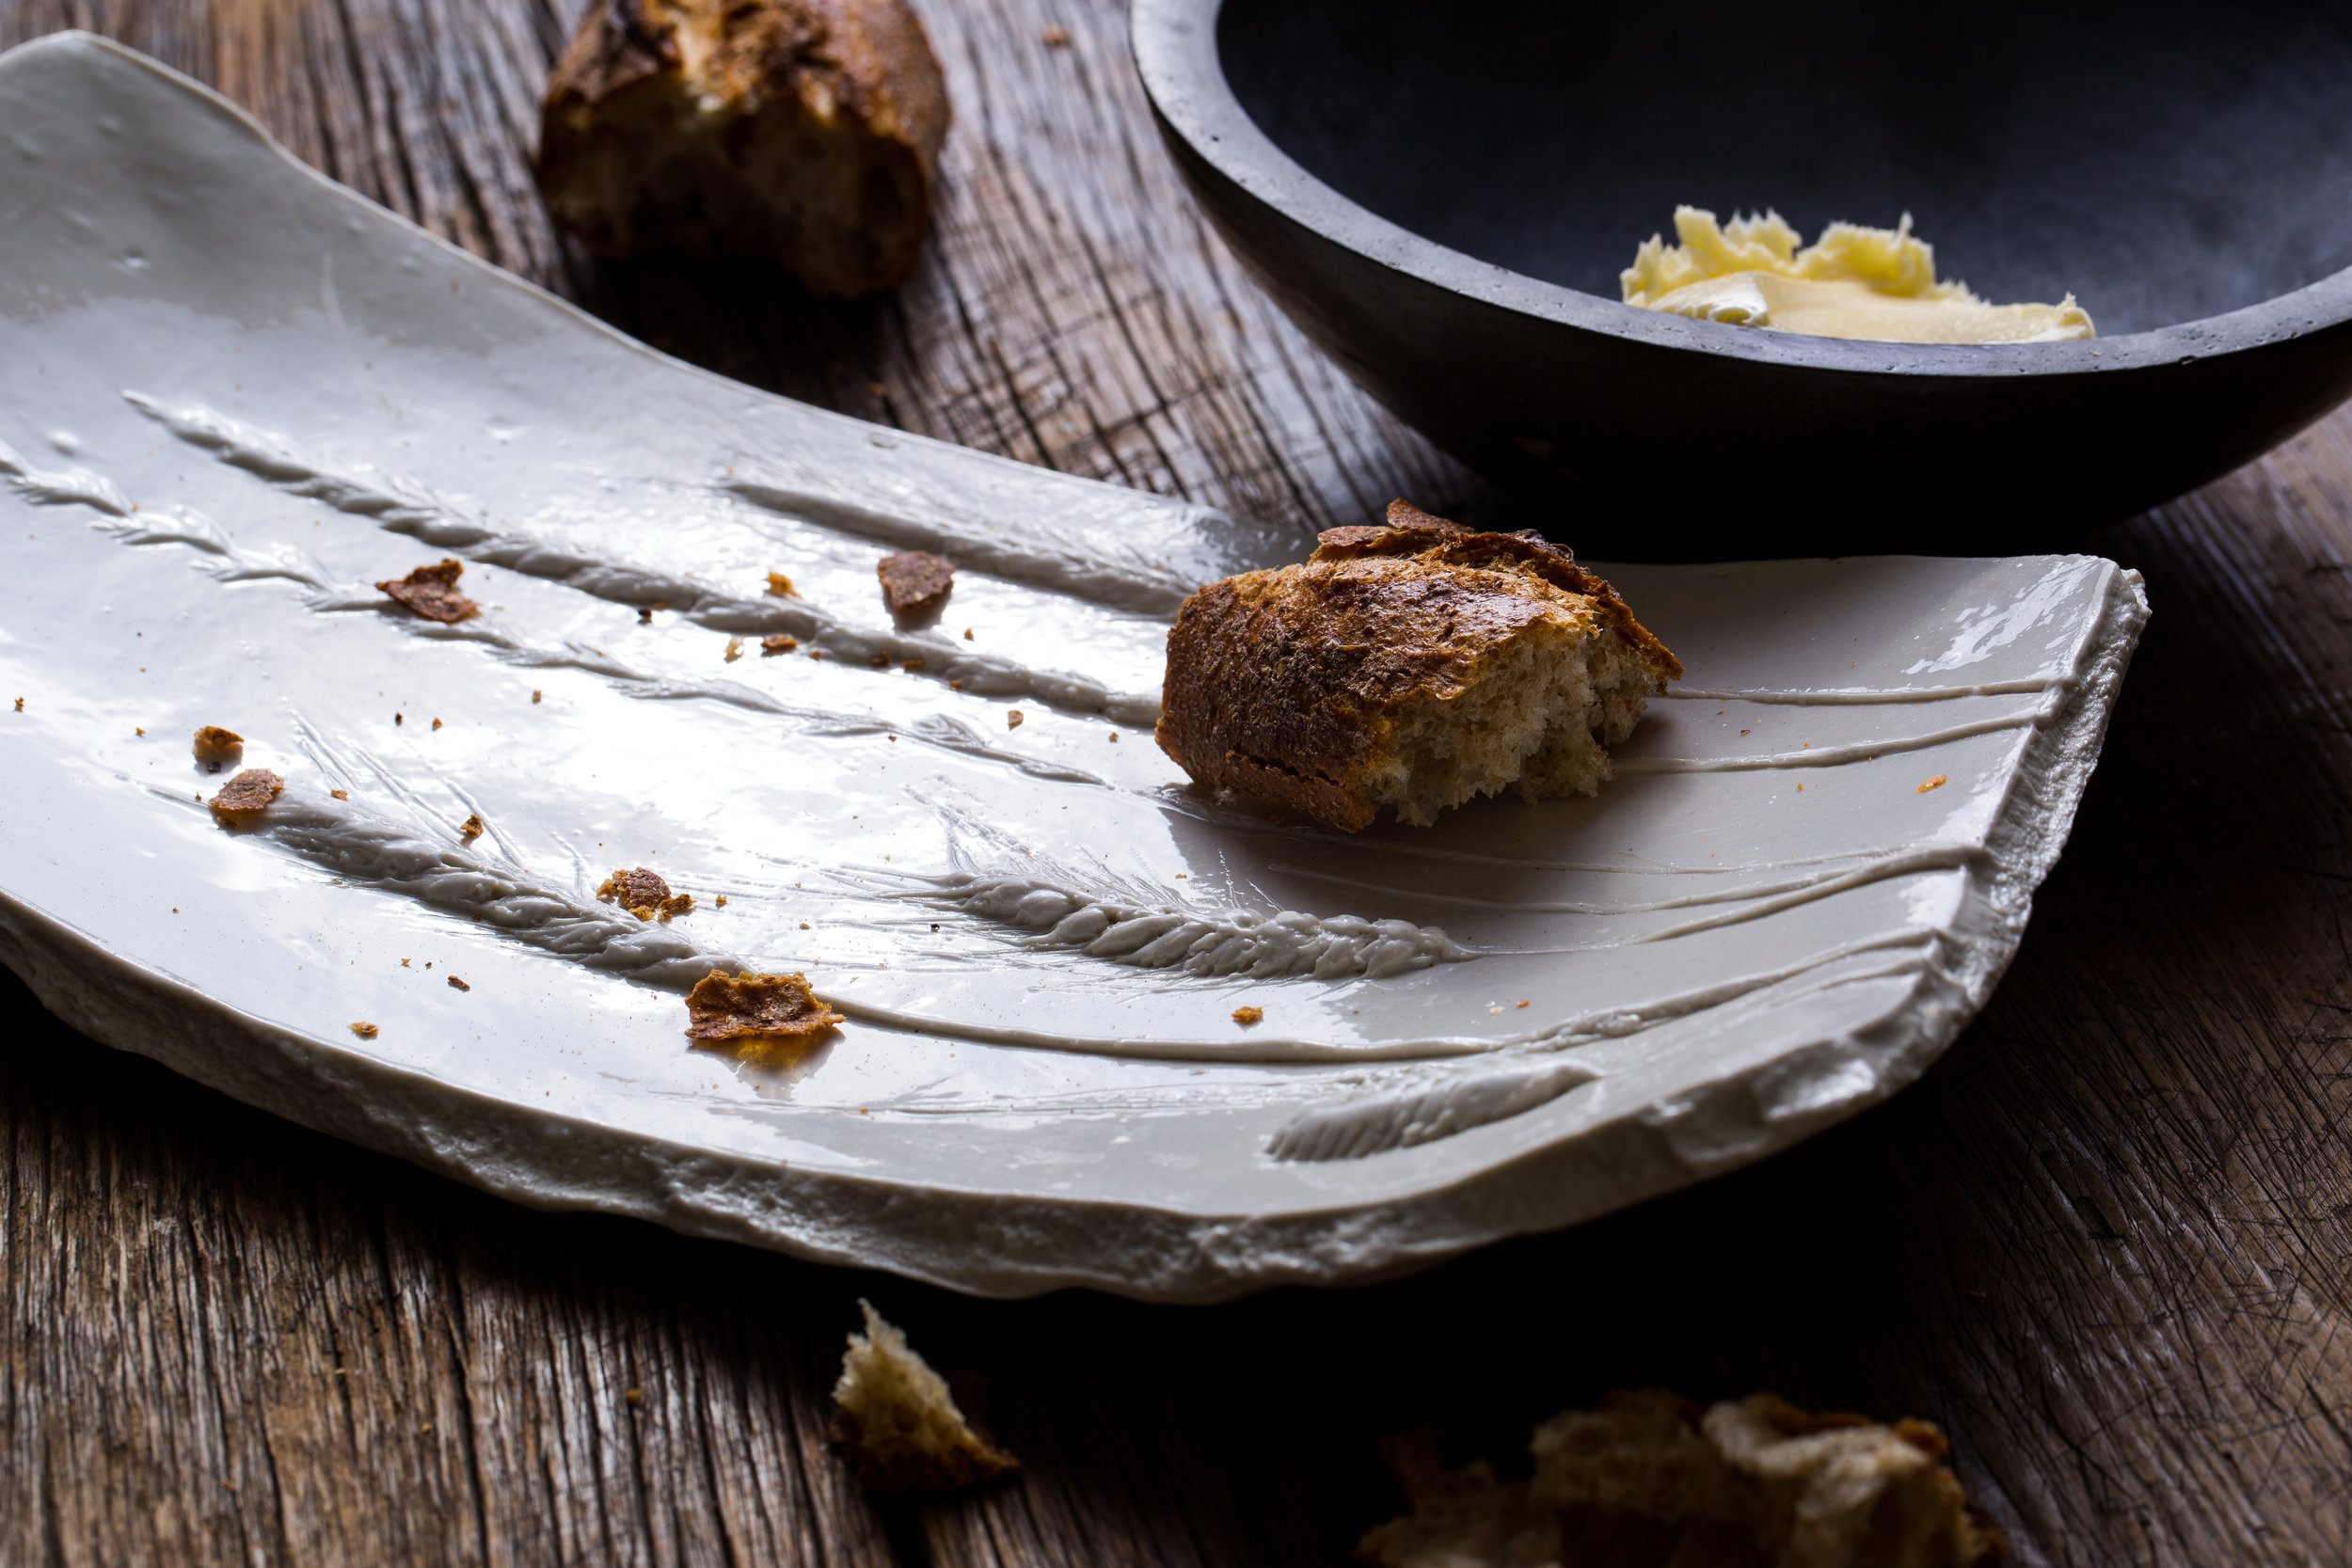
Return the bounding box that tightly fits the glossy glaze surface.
[0,34,2145,1298]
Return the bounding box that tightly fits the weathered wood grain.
[4,0,2352,1564]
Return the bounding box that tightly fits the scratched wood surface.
[3,1,2351,1563]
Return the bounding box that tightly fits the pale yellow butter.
[1623,207,2093,344]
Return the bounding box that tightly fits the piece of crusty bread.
[536,0,949,297]
[828,1300,1018,1492]
[1155,500,1681,832]
[1360,1390,2006,1568]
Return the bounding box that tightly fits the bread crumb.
[714,894,728,907]
[1917,774,1947,793]
[1041,24,1069,45]
[878,550,956,615]
[460,814,485,840]
[1359,1390,2004,1568]
[830,1300,1019,1492]
[1007,710,1024,730]
[192,725,244,769]
[685,969,845,1054]
[1232,1006,1263,1025]
[376,559,480,623]
[901,657,925,673]
[350,1022,379,1038]
[532,689,543,703]
[395,713,403,725]
[948,679,963,690]
[209,768,284,821]
[626,1387,643,1406]
[598,866,694,921]
[724,638,744,661]
[447,975,471,992]
[1517,999,1530,1008]
[765,572,799,598]
[761,634,800,656]
[962,627,974,640]
[135,726,145,736]
[869,653,890,668]
[809,649,825,660]
[1108,731,1119,742]
[431,717,443,731]
[330,789,349,800]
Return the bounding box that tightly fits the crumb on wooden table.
[376,559,480,623]
[830,1299,1018,1492]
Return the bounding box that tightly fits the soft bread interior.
[1361,608,1658,827]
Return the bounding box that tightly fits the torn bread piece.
[878,548,955,615]
[1156,500,1680,831]
[1359,1389,2006,1568]
[376,559,481,624]
[830,1299,1018,1492]
[684,969,844,1051]
[535,0,950,297]
[208,768,284,822]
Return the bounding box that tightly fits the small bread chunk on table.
[1155,499,1681,832]
[535,0,951,298]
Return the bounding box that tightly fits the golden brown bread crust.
[536,0,950,296]
[1154,500,1680,831]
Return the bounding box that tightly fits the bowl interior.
[1220,0,2352,337]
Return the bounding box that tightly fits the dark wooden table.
[6,2,2352,1562]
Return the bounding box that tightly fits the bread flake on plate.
[1155,500,1681,831]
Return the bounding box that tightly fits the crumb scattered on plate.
[1007,710,1024,730]
[1918,775,1947,793]
[447,975,471,992]
[330,788,349,800]
[1359,1389,2004,1568]
[192,724,244,769]
[460,814,485,840]
[685,969,845,1050]
[723,638,744,661]
[597,866,692,921]
[878,549,955,615]
[830,1299,1018,1492]
[766,571,798,598]
[350,1022,379,1038]
[208,768,284,821]
[376,559,481,623]
[761,634,800,656]
[1232,1006,1263,1025]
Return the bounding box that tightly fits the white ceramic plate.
[0,34,2147,1300]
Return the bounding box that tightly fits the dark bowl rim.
[1131,0,2352,380]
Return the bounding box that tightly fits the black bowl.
[1132,0,2352,555]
